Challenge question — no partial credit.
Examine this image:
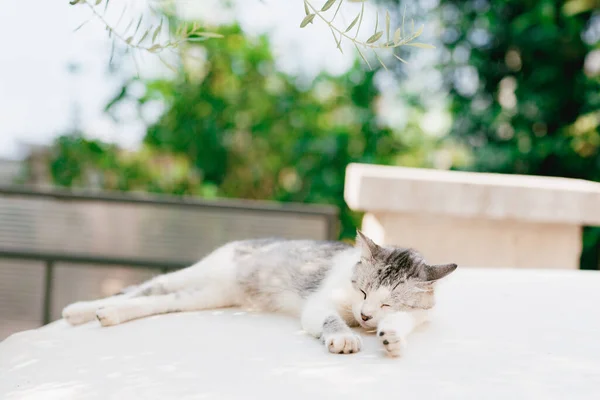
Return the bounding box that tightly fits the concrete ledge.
[2,269,600,399]
[345,164,600,269]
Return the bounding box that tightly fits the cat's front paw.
[324,332,362,354]
[96,306,121,327]
[377,329,407,357]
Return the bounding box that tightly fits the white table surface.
[1,268,599,400]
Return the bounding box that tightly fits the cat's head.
[350,230,457,329]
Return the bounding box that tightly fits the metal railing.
[0,186,338,330]
[0,250,191,325]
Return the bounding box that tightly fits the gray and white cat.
[62,231,457,357]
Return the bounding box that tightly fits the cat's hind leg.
[95,286,236,327]
[61,270,195,325]
[62,296,126,326]
[61,275,178,325]
[62,242,238,326]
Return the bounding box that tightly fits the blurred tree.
[49,25,443,240]
[440,0,599,269]
[382,0,600,269]
[49,135,204,195]
[48,1,600,268]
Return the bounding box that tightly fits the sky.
[1,1,121,159]
[0,0,441,160]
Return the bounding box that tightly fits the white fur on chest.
[312,248,360,323]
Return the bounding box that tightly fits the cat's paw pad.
[62,302,97,326]
[96,307,121,327]
[324,332,362,354]
[377,329,407,357]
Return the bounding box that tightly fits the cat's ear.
[356,230,380,259]
[423,263,457,282]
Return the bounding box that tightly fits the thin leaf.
[393,28,402,44]
[374,12,379,35]
[69,0,81,5]
[393,53,408,63]
[133,15,143,37]
[116,4,128,28]
[126,36,133,44]
[104,86,126,113]
[95,0,102,5]
[109,39,115,65]
[330,27,343,54]
[331,0,344,21]
[411,19,415,34]
[195,32,224,38]
[355,1,365,39]
[321,0,337,12]
[304,1,310,15]
[401,3,406,40]
[104,0,110,12]
[152,19,163,44]
[123,18,135,35]
[354,43,372,69]
[137,28,151,44]
[130,51,140,78]
[191,22,200,34]
[366,31,383,44]
[373,50,388,70]
[345,13,360,32]
[329,27,338,43]
[385,11,391,42]
[405,42,435,49]
[158,55,178,73]
[412,24,424,38]
[300,14,315,28]
[73,19,90,32]
[148,44,162,53]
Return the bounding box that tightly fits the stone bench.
[344,163,600,269]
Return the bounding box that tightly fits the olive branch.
[69,0,434,70]
[301,0,434,69]
[70,0,222,69]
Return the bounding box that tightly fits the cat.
[62,230,457,357]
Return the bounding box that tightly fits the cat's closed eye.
[360,289,366,299]
[381,304,390,308]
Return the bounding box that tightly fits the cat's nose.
[360,313,372,322]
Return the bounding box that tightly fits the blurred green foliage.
[49,0,600,269]
[379,0,599,268]
[49,25,442,240]
[432,0,600,268]
[432,0,600,177]
[50,136,203,195]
